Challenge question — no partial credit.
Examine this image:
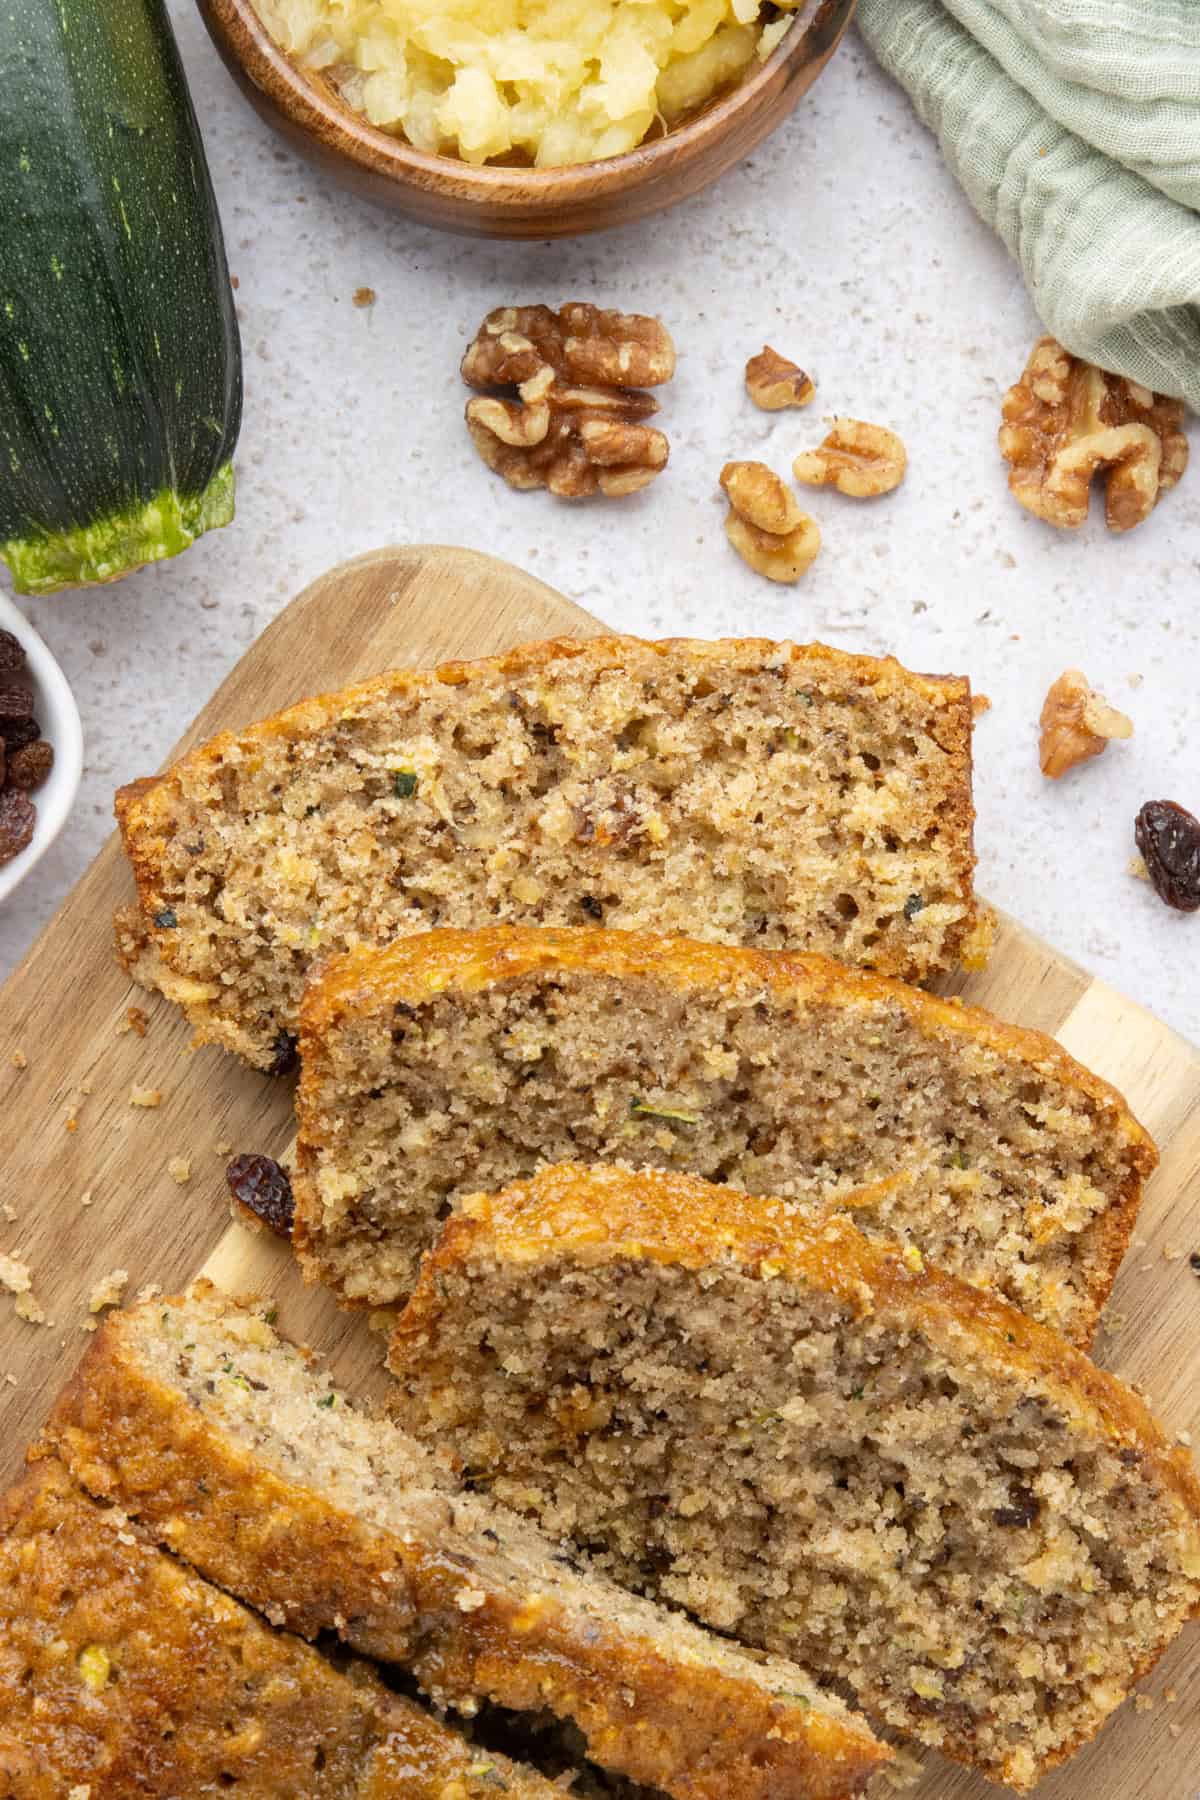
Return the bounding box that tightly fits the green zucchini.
[0,0,242,595]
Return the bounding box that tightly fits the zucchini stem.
[1,463,236,596]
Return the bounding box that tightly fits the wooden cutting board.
[1,544,1197,1800]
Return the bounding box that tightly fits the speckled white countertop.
[2,8,1197,1042]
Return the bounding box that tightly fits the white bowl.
[0,594,83,904]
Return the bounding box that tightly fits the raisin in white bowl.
[0,594,84,904]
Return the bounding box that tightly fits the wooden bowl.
[196,0,857,239]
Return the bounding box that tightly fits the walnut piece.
[745,345,815,411]
[1000,337,1188,531]
[720,460,820,583]
[462,303,674,499]
[792,418,907,497]
[1039,669,1133,779]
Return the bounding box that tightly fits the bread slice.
[39,1280,890,1800]
[114,634,988,1071]
[386,1163,1200,1793]
[293,925,1153,1339]
[0,1458,560,1800]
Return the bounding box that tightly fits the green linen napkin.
[855,0,1200,407]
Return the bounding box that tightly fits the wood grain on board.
[0,545,1197,1800]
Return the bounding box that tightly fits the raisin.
[1135,799,1200,913]
[0,789,36,865]
[153,907,178,929]
[225,1154,295,1238]
[6,740,52,791]
[1,716,39,752]
[993,1487,1039,1528]
[266,1029,299,1077]
[0,630,25,674]
[0,683,33,724]
[579,894,603,921]
[903,893,925,919]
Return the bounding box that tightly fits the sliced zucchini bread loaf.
[294,926,1153,1339]
[40,1280,891,1800]
[114,634,988,1071]
[386,1164,1200,1794]
[0,1458,561,1800]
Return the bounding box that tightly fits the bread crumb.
[353,286,376,308]
[0,1254,45,1325]
[215,1140,232,1156]
[80,1076,94,1096]
[972,694,992,719]
[1176,1430,1192,1447]
[84,1268,129,1328]
[65,1112,79,1133]
[1129,855,1150,883]
[89,1268,128,1311]
[130,1084,162,1108]
[79,1190,93,1209]
[1,1205,15,1224]
[1134,1693,1155,1714]
[120,1006,149,1037]
[135,1282,162,1305]
[10,1049,27,1070]
[167,1155,192,1186]
[1168,1722,1182,1739]
[3,1373,15,1386]
[871,1748,924,1793]
[454,1588,487,1613]
[1165,1687,1178,1704]
[1163,1245,1185,1263]
[1127,673,1144,689]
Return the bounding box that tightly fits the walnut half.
[1039,669,1133,779]
[462,303,674,499]
[745,346,815,411]
[792,418,907,497]
[1000,337,1188,531]
[720,460,820,583]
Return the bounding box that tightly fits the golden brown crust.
[39,1291,889,1800]
[114,632,984,1030]
[299,924,1155,1341]
[0,1464,562,1800]
[363,1708,556,1800]
[393,1163,1200,1546]
[0,1460,381,1796]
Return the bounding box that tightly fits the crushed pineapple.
[255,0,800,166]
[78,1643,112,1691]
